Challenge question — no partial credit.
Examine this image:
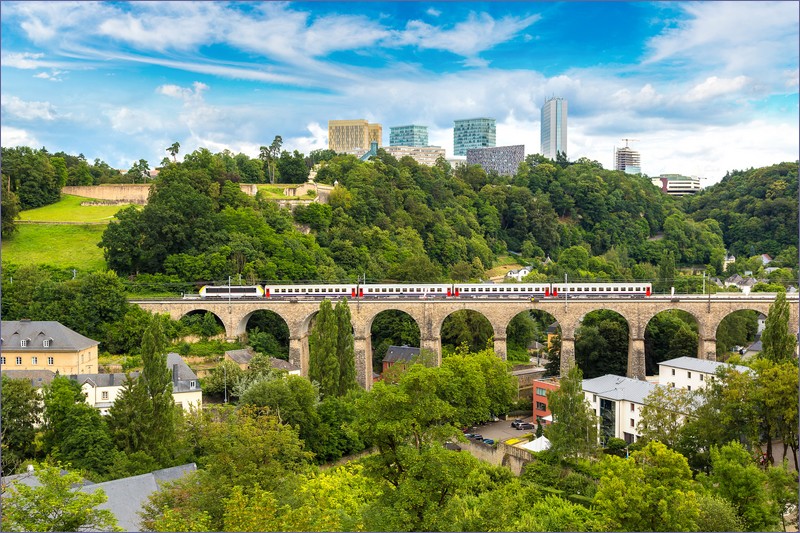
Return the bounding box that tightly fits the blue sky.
[1,1,798,183]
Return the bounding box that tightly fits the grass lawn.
[19,194,137,223]
[256,184,293,199]
[2,224,107,270]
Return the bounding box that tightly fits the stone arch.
[505,309,560,367]
[177,308,227,339]
[643,309,701,376]
[239,309,291,360]
[367,309,423,377]
[439,308,495,356]
[573,307,632,379]
[714,308,765,361]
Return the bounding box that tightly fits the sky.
[1,1,798,184]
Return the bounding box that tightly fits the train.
[195,282,652,299]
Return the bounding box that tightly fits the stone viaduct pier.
[132,294,798,390]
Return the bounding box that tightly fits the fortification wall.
[63,185,152,204]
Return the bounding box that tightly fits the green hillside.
[19,194,136,223]
[2,223,107,270]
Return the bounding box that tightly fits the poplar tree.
[335,299,358,395]
[761,291,796,362]
[545,364,598,459]
[139,314,176,465]
[309,299,339,398]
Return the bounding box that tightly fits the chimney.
[172,364,179,384]
[110,374,115,386]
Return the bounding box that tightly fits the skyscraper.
[328,119,382,152]
[453,118,496,156]
[540,97,567,160]
[390,125,428,147]
[615,146,641,174]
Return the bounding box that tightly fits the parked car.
[517,422,535,430]
[482,438,495,445]
[463,433,475,439]
[511,419,524,429]
[471,434,484,441]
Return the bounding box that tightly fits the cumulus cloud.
[684,76,749,102]
[2,51,46,69]
[427,8,441,17]
[1,125,40,147]
[1,94,59,120]
[157,81,208,101]
[33,69,64,81]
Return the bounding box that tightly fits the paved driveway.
[463,416,540,443]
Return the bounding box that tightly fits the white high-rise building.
[615,146,641,174]
[540,97,567,160]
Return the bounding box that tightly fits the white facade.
[505,267,532,281]
[383,145,446,166]
[651,174,702,196]
[540,97,567,160]
[583,374,656,444]
[80,375,131,416]
[658,357,749,391]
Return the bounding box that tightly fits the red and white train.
[196,282,652,299]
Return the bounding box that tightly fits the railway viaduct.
[131,295,799,390]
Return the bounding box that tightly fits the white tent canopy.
[520,435,551,452]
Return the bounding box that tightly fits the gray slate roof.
[71,372,139,388]
[383,345,421,363]
[166,352,199,393]
[658,356,749,374]
[582,374,657,405]
[1,369,57,388]
[2,464,197,532]
[225,347,255,365]
[1,320,99,350]
[269,357,300,372]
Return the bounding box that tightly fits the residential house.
[761,254,773,266]
[74,372,139,416]
[657,356,750,391]
[723,274,758,294]
[545,322,560,350]
[583,374,657,444]
[1,320,99,375]
[2,463,196,532]
[225,347,256,370]
[268,357,301,375]
[382,345,420,373]
[532,377,560,424]
[742,340,763,359]
[505,266,532,282]
[1,369,57,389]
[166,353,202,411]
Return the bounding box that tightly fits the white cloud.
[104,107,166,134]
[285,122,328,155]
[0,125,40,147]
[1,94,58,120]
[157,81,208,102]
[684,76,749,102]
[427,8,441,17]
[1,52,45,69]
[33,69,64,81]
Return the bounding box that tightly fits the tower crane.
[621,138,639,148]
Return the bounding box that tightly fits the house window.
[535,387,547,396]
[687,385,692,391]
[189,380,197,389]
[16,357,22,365]
[31,356,38,365]
[700,374,704,381]
[0,356,5,365]
[670,382,675,388]
[630,418,635,428]
[671,368,675,376]
[43,339,51,348]
[47,357,54,365]
[593,394,597,402]
[687,371,692,378]
[101,391,109,400]
[535,401,547,412]
[630,403,635,412]
[20,339,28,347]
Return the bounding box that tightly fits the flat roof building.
[454,118,496,156]
[651,174,701,196]
[390,125,428,147]
[383,145,446,166]
[328,119,382,152]
[466,144,525,176]
[541,97,567,160]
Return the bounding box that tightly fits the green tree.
[760,292,796,362]
[704,441,781,531]
[1,464,121,532]
[260,135,283,184]
[637,385,696,450]
[594,441,700,531]
[656,249,676,293]
[335,299,358,395]
[167,141,180,163]
[1,376,43,474]
[276,149,310,183]
[545,364,598,459]
[1,174,21,237]
[308,299,339,398]
[139,314,177,465]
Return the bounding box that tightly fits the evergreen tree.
[106,373,150,456]
[335,298,357,395]
[656,249,676,294]
[761,292,796,362]
[1,375,43,474]
[139,314,176,465]
[309,299,339,398]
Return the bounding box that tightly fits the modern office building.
[453,118,496,156]
[651,174,702,196]
[390,125,428,147]
[615,146,641,174]
[384,145,446,166]
[328,119,382,152]
[466,145,525,175]
[540,97,567,160]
